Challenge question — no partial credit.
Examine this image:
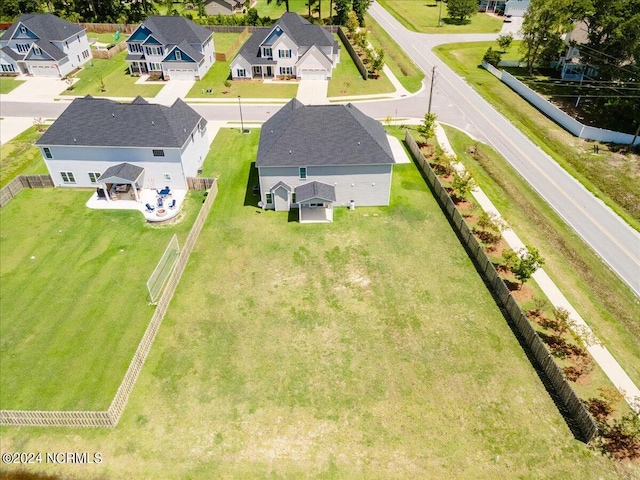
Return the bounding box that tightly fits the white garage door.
[30,64,59,77]
[166,69,196,81]
[299,69,327,80]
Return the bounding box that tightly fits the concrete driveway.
[296,79,329,105]
[153,80,196,106]
[0,117,35,145]
[3,76,68,102]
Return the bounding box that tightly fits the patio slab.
[86,187,187,222]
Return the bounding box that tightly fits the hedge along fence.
[405,131,598,443]
[0,181,219,427]
[338,27,367,81]
[482,62,640,146]
[0,175,54,208]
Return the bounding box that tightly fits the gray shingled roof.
[137,16,212,46]
[257,99,394,167]
[1,13,83,42]
[235,13,338,65]
[36,96,206,148]
[98,163,145,183]
[295,181,336,203]
[1,46,24,61]
[26,39,66,61]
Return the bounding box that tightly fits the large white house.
[230,12,339,81]
[0,13,91,77]
[504,0,530,17]
[126,16,214,81]
[35,96,209,192]
[256,99,394,223]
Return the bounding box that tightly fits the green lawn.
[87,31,127,45]
[0,128,624,479]
[0,188,203,410]
[441,124,640,391]
[63,50,163,98]
[365,13,424,93]
[328,35,395,97]
[214,32,243,54]
[0,77,24,94]
[0,125,49,188]
[254,0,327,20]
[434,41,640,231]
[186,61,299,98]
[377,0,503,33]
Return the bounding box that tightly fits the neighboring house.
[479,1,506,14]
[557,21,598,80]
[504,0,530,16]
[256,99,394,223]
[205,0,254,15]
[35,95,209,193]
[230,12,340,81]
[0,13,91,77]
[126,15,214,81]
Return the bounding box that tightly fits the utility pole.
[438,0,443,27]
[238,95,247,134]
[428,66,436,114]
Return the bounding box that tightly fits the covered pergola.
[294,181,335,223]
[98,162,145,203]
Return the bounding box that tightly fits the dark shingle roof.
[235,27,275,65]
[27,39,65,60]
[257,99,394,167]
[1,46,24,61]
[136,16,212,46]
[36,96,205,148]
[1,13,84,42]
[295,181,336,203]
[276,12,335,48]
[99,163,145,183]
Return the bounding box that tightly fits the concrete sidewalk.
[435,123,640,413]
[0,117,34,145]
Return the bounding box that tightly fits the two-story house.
[504,0,530,16]
[35,95,209,192]
[126,16,214,81]
[0,13,91,77]
[230,12,339,81]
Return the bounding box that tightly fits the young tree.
[452,170,476,200]
[369,47,385,77]
[496,33,513,51]
[334,0,349,25]
[482,47,502,66]
[345,10,359,33]
[417,112,437,143]
[503,246,545,288]
[446,0,477,24]
[352,0,369,25]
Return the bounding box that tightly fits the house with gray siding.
[35,95,209,195]
[230,12,339,81]
[256,99,394,223]
[126,16,214,81]
[0,13,91,77]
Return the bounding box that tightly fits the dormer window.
[175,50,182,60]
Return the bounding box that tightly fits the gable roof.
[98,162,145,183]
[235,27,275,65]
[25,40,65,61]
[129,16,212,46]
[1,46,24,61]
[273,13,335,48]
[1,14,84,42]
[257,99,394,168]
[36,95,206,149]
[295,181,336,203]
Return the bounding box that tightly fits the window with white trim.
[60,172,75,184]
[145,46,163,56]
[279,66,293,76]
[1,64,16,72]
[82,50,90,59]
[129,43,143,54]
[236,68,246,77]
[175,50,182,60]
[163,173,172,181]
[33,46,41,55]
[43,147,53,159]
[88,172,101,183]
[266,193,273,204]
[153,149,165,157]
[262,47,272,58]
[149,62,162,71]
[278,49,291,58]
[292,193,296,204]
[20,26,27,34]
[299,167,307,179]
[16,44,29,53]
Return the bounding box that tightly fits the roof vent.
[289,150,292,154]
[112,113,115,117]
[357,141,361,145]
[184,128,187,132]
[73,138,77,143]
[151,120,154,125]
[270,130,274,134]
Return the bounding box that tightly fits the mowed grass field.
[0,188,202,410]
[0,129,621,479]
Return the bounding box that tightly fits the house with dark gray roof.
[0,13,91,77]
[256,99,394,222]
[126,16,214,81]
[35,95,209,193]
[230,12,339,81]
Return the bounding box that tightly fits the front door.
[266,66,273,77]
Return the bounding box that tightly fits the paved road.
[366,2,640,297]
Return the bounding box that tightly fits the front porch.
[252,65,275,79]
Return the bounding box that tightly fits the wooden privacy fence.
[0,181,218,428]
[338,27,367,81]
[187,177,217,190]
[0,175,54,208]
[91,41,127,60]
[405,131,598,443]
[216,27,250,61]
